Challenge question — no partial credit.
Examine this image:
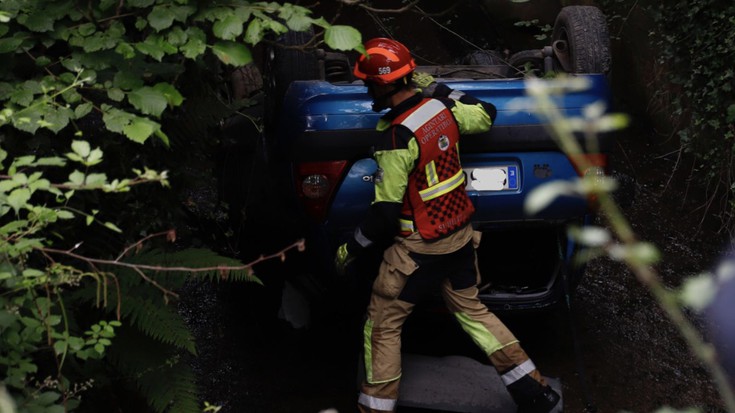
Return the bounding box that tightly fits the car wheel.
[551,6,611,74]
[508,49,544,77]
[461,50,504,66]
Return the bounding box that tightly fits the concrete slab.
[398,353,563,412]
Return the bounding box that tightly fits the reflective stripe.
[401,99,446,132]
[449,90,466,101]
[366,47,399,61]
[501,359,537,386]
[358,393,397,411]
[399,219,415,233]
[418,169,465,202]
[425,161,439,186]
[364,319,374,382]
[354,227,373,248]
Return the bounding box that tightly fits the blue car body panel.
[275,74,613,312]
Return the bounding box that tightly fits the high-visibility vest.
[392,98,474,240]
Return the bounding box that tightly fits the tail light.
[295,161,348,222]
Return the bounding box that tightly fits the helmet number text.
[378,67,392,75]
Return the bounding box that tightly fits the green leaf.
[244,18,264,45]
[85,173,107,186]
[68,170,85,186]
[56,210,74,219]
[324,25,363,52]
[148,6,174,31]
[74,102,93,118]
[153,83,184,107]
[18,13,55,32]
[43,107,71,133]
[107,88,125,102]
[123,117,161,144]
[0,37,23,54]
[77,23,96,37]
[680,273,717,312]
[103,222,122,233]
[181,27,206,59]
[7,188,31,213]
[115,42,136,59]
[113,71,144,90]
[212,41,252,66]
[167,26,188,47]
[285,15,313,32]
[127,86,168,117]
[213,15,244,40]
[71,140,91,157]
[128,0,155,7]
[264,19,288,36]
[102,106,134,133]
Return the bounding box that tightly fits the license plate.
[464,166,519,191]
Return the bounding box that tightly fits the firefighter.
[334,37,562,413]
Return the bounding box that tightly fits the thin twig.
[41,239,305,275]
[338,0,419,14]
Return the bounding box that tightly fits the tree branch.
[338,0,419,14]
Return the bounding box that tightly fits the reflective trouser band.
[419,169,465,202]
[358,392,397,411]
[425,161,439,186]
[453,311,507,355]
[449,90,466,101]
[399,219,415,233]
[501,359,537,386]
[354,227,373,248]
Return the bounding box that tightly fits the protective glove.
[411,71,437,97]
[334,243,355,276]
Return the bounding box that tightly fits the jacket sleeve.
[433,83,497,135]
[346,127,418,254]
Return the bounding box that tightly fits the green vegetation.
[0,1,361,412]
[602,0,735,225]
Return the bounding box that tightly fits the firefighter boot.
[515,385,561,413]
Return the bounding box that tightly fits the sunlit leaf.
[123,117,161,144]
[244,18,264,45]
[181,27,206,58]
[524,181,576,215]
[74,102,93,119]
[213,15,244,40]
[7,188,31,213]
[212,41,252,66]
[680,274,717,312]
[127,86,168,117]
[324,25,362,52]
[153,83,184,107]
[103,222,122,233]
[71,140,91,157]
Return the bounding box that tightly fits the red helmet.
[353,38,416,85]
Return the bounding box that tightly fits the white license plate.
[465,166,519,191]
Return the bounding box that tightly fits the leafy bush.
[600,0,735,223]
[647,1,735,217]
[0,1,361,412]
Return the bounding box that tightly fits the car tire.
[461,50,504,66]
[508,49,544,77]
[552,6,611,74]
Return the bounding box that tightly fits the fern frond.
[109,327,200,413]
[123,296,197,355]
